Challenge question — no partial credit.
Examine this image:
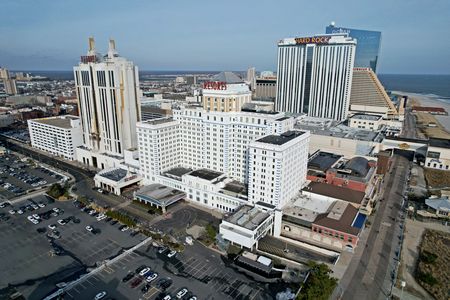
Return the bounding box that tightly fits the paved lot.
[62,241,288,300]
[0,195,146,300]
[0,153,62,199]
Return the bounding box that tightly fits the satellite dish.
[331,21,336,26]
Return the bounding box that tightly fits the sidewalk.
[391,286,422,300]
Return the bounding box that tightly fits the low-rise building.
[219,205,274,250]
[424,197,450,218]
[349,114,382,130]
[280,194,364,251]
[412,106,447,115]
[94,168,142,196]
[28,115,83,160]
[302,182,366,209]
[425,138,450,171]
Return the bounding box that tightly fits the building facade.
[276,34,356,121]
[28,115,83,160]
[202,72,251,112]
[326,23,382,72]
[74,38,141,169]
[137,106,295,184]
[248,131,310,208]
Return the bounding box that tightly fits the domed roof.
[344,157,370,177]
[212,71,243,84]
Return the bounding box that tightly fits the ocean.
[378,74,450,102]
[15,71,450,103]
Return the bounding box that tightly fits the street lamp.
[400,280,406,299]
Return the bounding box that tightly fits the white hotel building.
[137,105,309,211]
[28,115,83,160]
[74,38,141,169]
[276,34,356,121]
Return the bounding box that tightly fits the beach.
[393,91,450,136]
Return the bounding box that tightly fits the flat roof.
[164,167,193,179]
[308,151,342,172]
[99,168,127,182]
[142,117,174,125]
[256,130,305,145]
[350,114,382,121]
[225,205,270,231]
[429,138,450,149]
[188,169,223,181]
[303,182,365,205]
[135,183,185,206]
[31,116,79,129]
[222,180,247,195]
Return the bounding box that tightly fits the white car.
[8,210,16,215]
[139,267,151,276]
[88,209,96,215]
[146,273,158,282]
[188,297,197,300]
[86,225,94,232]
[57,219,66,225]
[31,204,39,210]
[94,291,107,300]
[48,224,57,230]
[32,214,40,220]
[17,209,24,215]
[176,289,188,299]
[167,250,177,258]
[27,215,35,222]
[52,207,60,213]
[163,296,171,300]
[38,203,45,208]
[96,213,106,221]
[121,226,129,232]
[31,219,39,225]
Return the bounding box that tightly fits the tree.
[297,261,338,300]
[47,183,65,199]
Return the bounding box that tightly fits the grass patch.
[415,229,450,300]
[424,168,450,189]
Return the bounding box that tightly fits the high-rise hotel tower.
[74,38,141,169]
[275,34,356,121]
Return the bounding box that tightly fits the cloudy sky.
[1,0,449,74]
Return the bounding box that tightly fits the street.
[334,154,409,300]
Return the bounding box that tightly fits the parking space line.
[249,288,261,300]
[65,290,74,299]
[192,264,212,278]
[144,287,159,299]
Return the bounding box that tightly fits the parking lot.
[0,153,63,199]
[0,195,146,300]
[62,240,287,300]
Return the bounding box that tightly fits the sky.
[1,0,449,74]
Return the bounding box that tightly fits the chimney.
[88,37,95,52]
[108,38,118,58]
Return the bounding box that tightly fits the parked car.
[130,277,143,288]
[94,291,107,300]
[167,250,177,258]
[86,226,94,232]
[176,288,188,299]
[122,272,134,283]
[139,267,151,277]
[48,224,57,230]
[146,273,158,283]
[57,219,67,225]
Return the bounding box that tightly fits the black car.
[105,217,112,222]
[110,220,118,225]
[72,218,81,224]
[135,265,147,274]
[36,227,46,233]
[122,272,134,283]
[141,284,150,293]
[161,279,172,290]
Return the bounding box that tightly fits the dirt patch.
[424,168,450,189]
[415,229,450,300]
[414,112,450,139]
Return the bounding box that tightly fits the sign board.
[80,55,97,63]
[295,36,331,45]
[203,81,227,90]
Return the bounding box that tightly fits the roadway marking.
[249,288,261,300]
[144,287,160,299]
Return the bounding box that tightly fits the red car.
[130,277,143,288]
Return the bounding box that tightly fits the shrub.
[297,262,337,300]
[105,210,137,227]
[420,250,438,264]
[417,271,438,286]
